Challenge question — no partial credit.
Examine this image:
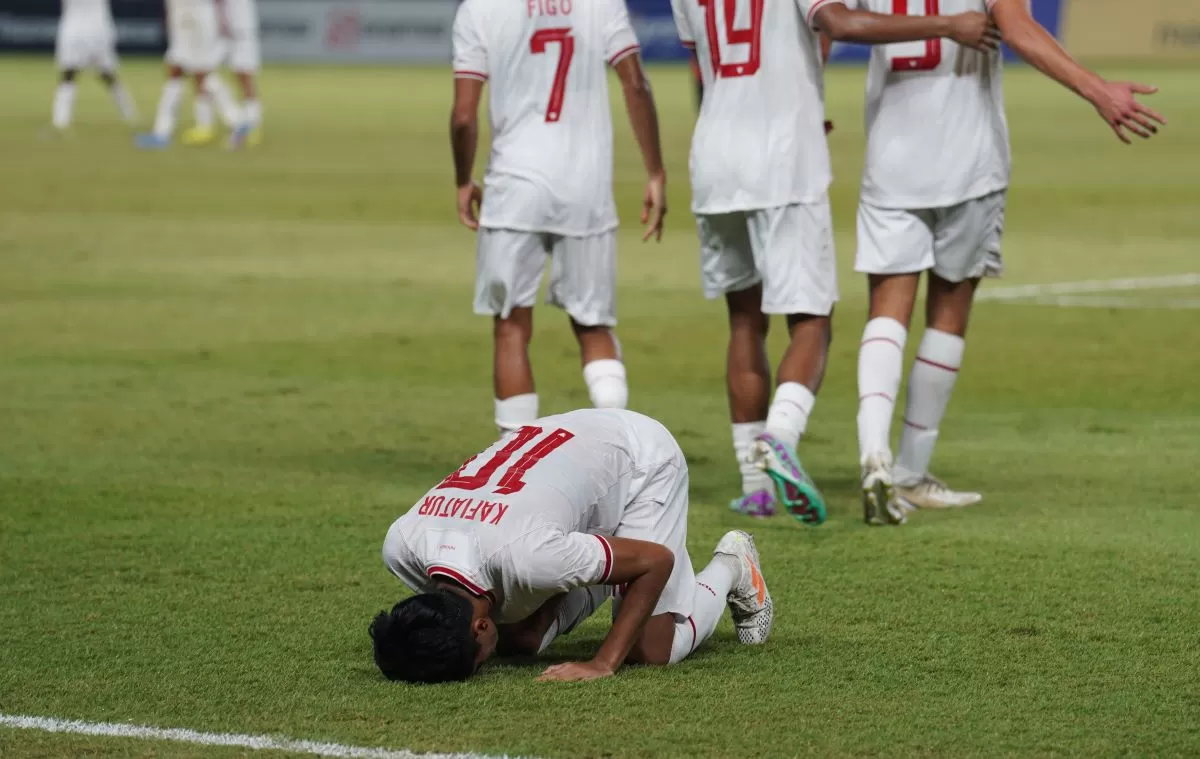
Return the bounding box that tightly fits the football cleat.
[226,123,253,150]
[134,133,170,150]
[713,530,773,645]
[751,434,827,526]
[729,488,777,518]
[862,452,906,526]
[181,125,217,146]
[895,475,982,510]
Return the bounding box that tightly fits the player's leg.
[853,202,934,525]
[750,202,838,525]
[548,232,628,410]
[95,29,136,125]
[137,64,186,148]
[698,213,776,517]
[475,229,548,433]
[235,70,262,143]
[894,191,1005,509]
[51,69,78,131]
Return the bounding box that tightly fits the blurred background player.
[51,0,138,132]
[449,0,667,434]
[182,0,262,148]
[137,0,248,149]
[852,0,1166,525]
[670,0,996,522]
[371,409,773,683]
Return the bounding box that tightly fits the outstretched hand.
[537,660,616,683]
[1091,82,1166,143]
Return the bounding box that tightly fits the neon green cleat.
[181,126,217,146]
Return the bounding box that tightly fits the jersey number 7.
[530,28,575,122]
[889,0,942,72]
[697,0,764,78]
[437,426,575,496]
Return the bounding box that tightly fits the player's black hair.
[369,591,481,684]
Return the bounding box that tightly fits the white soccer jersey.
[670,0,836,213]
[452,0,640,236]
[62,0,111,17]
[858,0,1012,209]
[383,409,679,625]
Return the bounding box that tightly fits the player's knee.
[583,359,627,409]
[493,312,532,345]
[61,69,77,83]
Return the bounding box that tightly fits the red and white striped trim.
[916,356,960,373]
[594,535,614,583]
[806,0,843,28]
[608,44,641,66]
[861,336,904,351]
[427,565,491,598]
[454,70,488,82]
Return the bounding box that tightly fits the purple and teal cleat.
[729,488,777,518]
[753,433,827,526]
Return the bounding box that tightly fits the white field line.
[0,713,524,759]
[1027,295,1200,309]
[976,273,1200,302]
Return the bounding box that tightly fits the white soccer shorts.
[56,20,118,72]
[697,199,839,316]
[474,228,617,327]
[165,2,223,73]
[855,190,1006,282]
[607,414,695,622]
[223,24,261,72]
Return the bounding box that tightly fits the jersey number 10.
[437,426,575,496]
[530,28,575,122]
[890,0,942,72]
[697,0,764,78]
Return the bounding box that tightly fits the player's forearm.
[449,113,478,188]
[621,76,666,180]
[591,560,672,672]
[818,8,956,44]
[996,12,1104,102]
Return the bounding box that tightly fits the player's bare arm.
[613,54,667,243]
[449,77,485,230]
[538,536,675,682]
[813,4,999,51]
[990,0,1165,143]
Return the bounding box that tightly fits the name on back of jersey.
[527,0,572,18]
[417,494,511,526]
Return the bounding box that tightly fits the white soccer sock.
[895,329,965,484]
[765,382,815,451]
[193,94,215,130]
[582,359,628,409]
[537,586,610,653]
[857,317,908,464]
[205,75,242,128]
[243,98,263,129]
[109,82,137,123]
[669,555,737,664]
[494,393,538,434]
[52,82,76,129]
[732,421,771,494]
[152,78,184,139]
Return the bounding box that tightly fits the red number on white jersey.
[530,27,575,122]
[697,0,764,78]
[437,426,575,495]
[890,0,942,72]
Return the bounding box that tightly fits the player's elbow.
[449,108,476,132]
[815,9,857,42]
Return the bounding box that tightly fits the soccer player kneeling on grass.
[370,409,772,683]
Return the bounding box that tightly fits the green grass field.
[1,57,1199,758]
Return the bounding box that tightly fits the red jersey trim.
[428,565,491,598]
[454,70,488,82]
[595,535,615,583]
[608,44,641,66]
[807,0,842,27]
[681,40,696,49]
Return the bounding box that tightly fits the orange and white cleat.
[714,530,773,645]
